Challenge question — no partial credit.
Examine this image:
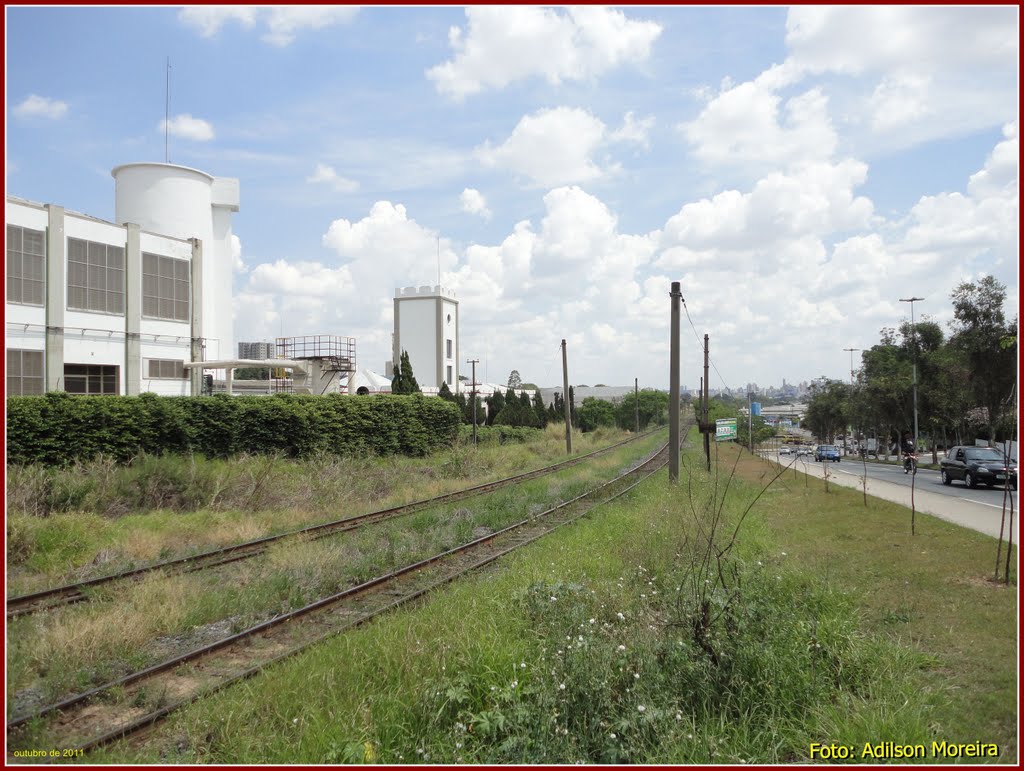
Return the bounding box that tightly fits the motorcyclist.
[900,431,917,474]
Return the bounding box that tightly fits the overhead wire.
[681,297,729,391]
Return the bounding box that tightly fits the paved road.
[766,451,1018,544]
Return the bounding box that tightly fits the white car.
[780,446,793,455]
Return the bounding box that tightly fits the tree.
[485,388,505,426]
[617,389,669,430]
[438,381,455,402]
[234,367,269,381]
[578,397,616,432]
[949,276,1018,442]
[532,391,549,428]
[391,350,421,394]
[507,370,522,389]
[803,379,850,444]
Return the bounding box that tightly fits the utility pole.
[634,377,639,433]
[703,334,710,472]
[747,391,753,454]
[899,297,924,451]
[561,339,572,455]
[669,282,682,482]
[843,347,860,456]
[467,358,479,446]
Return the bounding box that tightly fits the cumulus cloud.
[178,7,257,37]
[263,7,360,46]
[477,107,614,187]
[159,114,215,142]
[307,163,359,193]
[681,79,836,171]
[661,160,873,256]
[609,111,655,149]
[784,6,1017,141]
[178,6,357,46]
[231,234,245,273]
[460,188,492,219]
[14,94,68,119]
[427,6,661,100]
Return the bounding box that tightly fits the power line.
[681,298,728,390]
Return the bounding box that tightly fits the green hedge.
[6,392,461,466]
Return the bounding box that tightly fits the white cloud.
[660,160,873,256]
[178,6,357,46]
[867,73,933,132]
[159,114,215,142]
[681,80,836,171]
[263,7,360,47]
[967,122,1018,199]
[307,163,359,193]
[427,6,661,100]
[609,111,655,149]
[14,94,68,119]
[460,188,492,220]
[477,107,613,187]
[178,7,257,37]
[231,234,246,273]
[784,6,1018,143]
[246,259,354,299]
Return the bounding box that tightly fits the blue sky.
[6,6,1019,391]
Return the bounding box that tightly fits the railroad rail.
[7,439,675,759]
[7,429,663,618]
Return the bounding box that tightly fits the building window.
[67,237,125,315]
[7,225,45,306]
[143,252,190,322]
[446,339,452,358]
[64,364,119,395]
[147,359,186,379]
[446,365,452,385]
[7,349,44,395]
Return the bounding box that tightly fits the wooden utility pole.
[561,339,572,454]
[669,282,681,482]
[467,358,479,446]
[703,334,710,472]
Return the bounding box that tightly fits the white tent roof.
[339,368,392,392]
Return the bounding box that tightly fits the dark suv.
[815,444,840,462]
[940,446,1017,489]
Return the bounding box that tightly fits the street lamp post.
[899,297,924,452]
[843,347,860,456]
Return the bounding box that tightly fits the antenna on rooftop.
[165,57,171,163]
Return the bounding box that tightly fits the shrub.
[6,393,461,466]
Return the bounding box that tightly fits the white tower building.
[392,285,459,391]
[111,163,239,362]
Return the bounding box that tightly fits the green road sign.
[715,418,737,442]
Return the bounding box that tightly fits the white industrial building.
[389,285,459,392]
[6,162,238,396]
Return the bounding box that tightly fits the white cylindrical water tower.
[111,162,239,361]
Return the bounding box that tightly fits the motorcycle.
[903,452,918,475]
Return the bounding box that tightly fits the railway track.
[7,430,663,618]
[7,440,673,760]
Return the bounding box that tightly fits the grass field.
[61,431,1017,764]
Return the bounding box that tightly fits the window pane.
[68,238,87,262]
[88,241,106,266]
[7,224,22,251]
[23,229,44,255]
[107,246,124,269]
[27,280,44,305]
